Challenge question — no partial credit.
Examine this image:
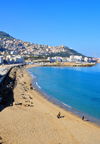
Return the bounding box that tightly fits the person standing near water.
[82,116,84,121]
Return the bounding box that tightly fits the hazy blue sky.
[0,0,100,57]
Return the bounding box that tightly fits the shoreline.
[27,65,100,127]
[0,64,100,144]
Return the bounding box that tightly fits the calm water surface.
[28,64,100,121]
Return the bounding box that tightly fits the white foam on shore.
[27,68,72,109]
[27,70,36,79]
[62,102,72,108]
[30,73,36,79]
[49,97,72,109]
[36,82,41,89]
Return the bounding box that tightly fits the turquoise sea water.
[28,64,100,122]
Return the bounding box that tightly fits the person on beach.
[57,112,61,118]
[82,116,84,121]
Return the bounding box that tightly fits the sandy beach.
[0,64,100,144]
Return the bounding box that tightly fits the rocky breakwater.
[0,66,19,110]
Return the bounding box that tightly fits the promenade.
[0,67,10,75]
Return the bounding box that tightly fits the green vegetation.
[24,55,46,60]
[24,56,28,60]
[33,55,46,60]
[0,31,14,40]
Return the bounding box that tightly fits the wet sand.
[0,64,100,144]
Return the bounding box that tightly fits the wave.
[48,96,72,109]
[27,70,36,79]
[36,82,41,89]
[61,102,72,108]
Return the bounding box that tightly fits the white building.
[0,56,3,64]
[70,55,83,61]
[70,55,75,59]
[10,51,17,55]
[6,55,24,64]
[6,55,13,64]
[68,55,83,62]
[74,55,83,61]
[53,56,62,62]
[47,57,52,61]
[84,57,89,62]
[67,57,77,62]
[13,55,24,63]
[62,57,68,62]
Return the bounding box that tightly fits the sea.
[28,64,100,125]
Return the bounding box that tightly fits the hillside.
[47,47,85,57]
[0,31,14,40]
[0,31,85,57]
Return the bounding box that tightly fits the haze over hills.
[0,31,85,57]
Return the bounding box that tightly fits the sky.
[0,0,100,57]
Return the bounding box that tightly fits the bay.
[28,64,100,121]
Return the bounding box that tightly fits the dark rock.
[10,103,13,106]
[23,104,30,107]
[0,136,2,140]
[29,96,33,99]
[30,105,34,107]
[22,96,26,99]
[15,102,22,105]
[25,100,28,102]
[30,86,33,90]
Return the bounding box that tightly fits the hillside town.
[0,37,69,56]
[0,37,100,65]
